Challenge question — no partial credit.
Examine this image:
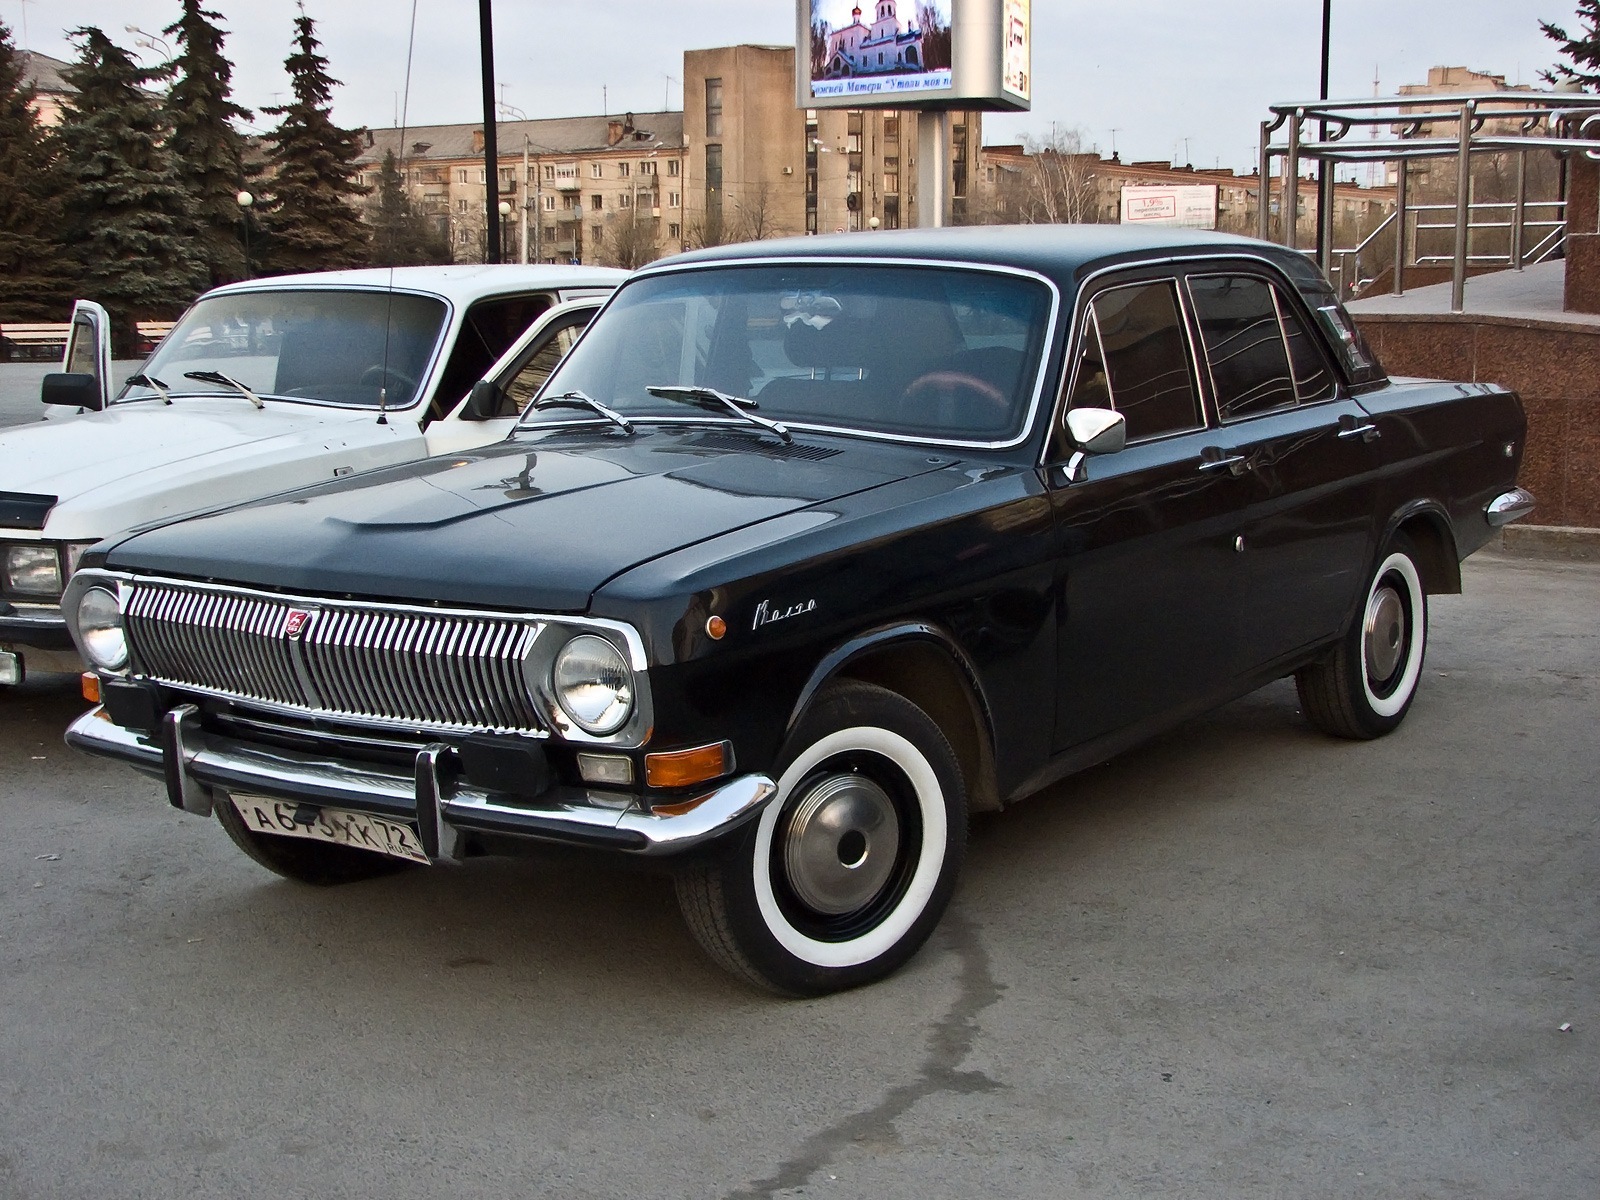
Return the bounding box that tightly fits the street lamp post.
[235,190,254,279]
[497,200,513,263]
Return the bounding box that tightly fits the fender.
[1331,497,1460,641]
[785,620,997,749]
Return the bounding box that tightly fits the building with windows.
[357,111,686,266]
[357,43,984,266]
[684,44,982,241]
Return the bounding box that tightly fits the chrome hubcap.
[781,773,900,915]
[1364,583,1407,684]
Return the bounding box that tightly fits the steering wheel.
[899,371,1011,430]
[358,364,418,397]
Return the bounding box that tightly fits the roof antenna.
[377,0,422,426]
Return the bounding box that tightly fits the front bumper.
[0,607,81,677]
[66,704,777,859]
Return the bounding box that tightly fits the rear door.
[1182,267,1382,671]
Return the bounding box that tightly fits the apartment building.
[358,111,687,266]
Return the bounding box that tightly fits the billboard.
[1119,184,1219,230]
[797,0,1030,112]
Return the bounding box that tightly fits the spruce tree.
[0,22,69,325]
[1542,2,1600,87]
[54,27,207,349]
[368,149,451,266]
[162,0,253,285]
[258,8,369,273]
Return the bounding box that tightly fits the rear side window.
[1067,280,1201,443]
[1188,275,1296,420]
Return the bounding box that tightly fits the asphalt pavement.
[1,550,1595,1199]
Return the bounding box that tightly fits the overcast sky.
[12,0,1568,173]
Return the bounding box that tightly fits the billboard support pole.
[917,110,951,228]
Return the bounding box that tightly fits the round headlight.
[552,634,633,735]
[77,586,128,671]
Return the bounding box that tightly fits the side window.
[1280,301,1337,404]
[429,293,554,422]
[1188,275,1297,421]
[500,316,591,416]
[1068,280,1201,443]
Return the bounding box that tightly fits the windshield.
[524,264,1053,443]
[122,289,448,409]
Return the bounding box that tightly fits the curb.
[1494,524,1600,561]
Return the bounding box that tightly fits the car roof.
[201,263,629,305]
[653,224,1306,288]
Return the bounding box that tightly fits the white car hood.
[1,398,422,541]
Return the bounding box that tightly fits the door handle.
[1198,453,1248,475]
[1337,422,1380,441]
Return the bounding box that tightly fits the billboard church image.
[811,1,953,98]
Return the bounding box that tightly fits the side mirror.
[463,379,505,422]
[41,372,104,411]
[1066,407,1126,455]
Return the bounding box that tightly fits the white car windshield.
[523,264,1053,444]
[124,289,447,410]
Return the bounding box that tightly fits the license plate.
[229,794,431,865]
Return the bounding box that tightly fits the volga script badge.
[282,609,312,638]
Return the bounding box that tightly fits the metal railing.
[1260,91,1600,311]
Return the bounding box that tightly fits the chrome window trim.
[1042,249,1345,465]
[525,255,1064,453]
[64,569,654,747]
[1054,271,1208,453]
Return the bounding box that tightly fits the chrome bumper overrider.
[66,705,776,860]
[1485,487,1536,528]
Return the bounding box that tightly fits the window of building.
[456,169,468,184]
[544,224,556,240]
[705,144,723,222]
[884,115,899,143]
[639,160,655,176]
[619,193,632,208]
[457,229,471,244]
[705,77,723,137]
[543,165,555,180]
[1188,275,1298,420]
[479,169,486,184]
[883,156,899,195]
[668,191,680,207]
[669,223,681,239]
[591,224,602,242]
[618,161,630,178]
[591,162,603,179]
[1069,280,1202,443]
[543,194,556,211]
[590,193,603,210]
[456,198,468,212]
[667,159,680,177]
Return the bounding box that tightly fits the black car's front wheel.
[676,682,967,995]
[1297,533,1429,740]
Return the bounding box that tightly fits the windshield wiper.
[125,373,172,405]
[182,369,264,409]
[645,385,791,443]
[526,389,634,433]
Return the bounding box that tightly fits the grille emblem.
[283,609,312,639]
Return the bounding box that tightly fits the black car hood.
[105,427,952,611]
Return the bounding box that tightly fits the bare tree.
[971,126,1100,226]
[599,210,659,270]
[732,183,780,242]
[683,202,728,250]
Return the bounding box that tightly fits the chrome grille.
[123,579,544,734]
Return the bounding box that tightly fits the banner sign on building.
[1119,184,1219,230]
[797,0,1030,112]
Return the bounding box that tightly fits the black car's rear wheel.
[675,682,967,996]
[214,795,417,886]
[1297,533,1428,740]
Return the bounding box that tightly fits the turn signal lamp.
[644,741,732,789]
[81,672,101,704]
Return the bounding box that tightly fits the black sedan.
[61,226,1534,995]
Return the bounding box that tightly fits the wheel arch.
[786,623,1001,814]
[1384,500,1461,595]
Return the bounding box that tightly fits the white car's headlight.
[76,586,128,671]
[3,545,63,598]
[552,634,634,735]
